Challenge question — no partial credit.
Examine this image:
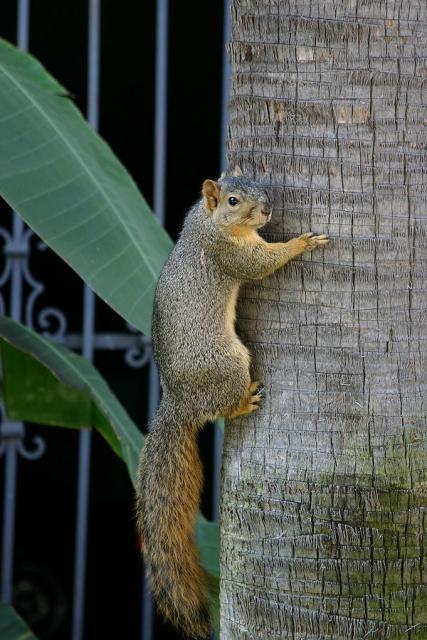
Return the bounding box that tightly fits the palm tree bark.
[220,1,426,638]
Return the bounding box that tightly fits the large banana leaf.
[0,315,142,484]
[0,603,39,640]
[0,316,219,595]
[0,38,173,335]
[197,517,219,579]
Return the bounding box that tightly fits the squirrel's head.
[202,166,272,231]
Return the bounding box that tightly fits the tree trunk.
[220,1,426,638]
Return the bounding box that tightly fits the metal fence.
[0,1,230,638]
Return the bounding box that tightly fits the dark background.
[0,1,226,638]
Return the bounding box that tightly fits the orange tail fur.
[136,397,210,638]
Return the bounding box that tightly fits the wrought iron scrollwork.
[124,323,152,368]
[0,410,46,461]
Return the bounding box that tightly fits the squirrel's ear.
[202,180,220,214]
[219,171,227,180]
[232,165,243,177]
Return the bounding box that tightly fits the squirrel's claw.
[255,384,266,399]
[249,382,266,407]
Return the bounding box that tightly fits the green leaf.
[0,603,39,640]
[197,516,220,636]
[199,523,220,635]
[0,38,173,335]
[197,517,220,579]
[0,315,143,484]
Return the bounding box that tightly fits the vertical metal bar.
[17,0,30,52]
[71,2,100,639]
[141,357,157,640]
[1,437,18,602]
[142,2,169,638]
[86,0,100,132]
[219,0,232,173]
[10,225,23,323]
[153,0,169,226]
[211,0,232,525]
[71,430,92,640]
[12,0,30,326]
[0,0,31,606]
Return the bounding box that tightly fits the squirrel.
[135,166,328,638]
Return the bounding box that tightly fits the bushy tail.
[136,396,211,638]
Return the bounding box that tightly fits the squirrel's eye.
[228,196,239,207]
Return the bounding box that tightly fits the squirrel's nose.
[262,206,271,217]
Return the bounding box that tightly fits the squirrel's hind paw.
[227,381,265,419]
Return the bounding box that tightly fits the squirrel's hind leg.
[187,354,260,423]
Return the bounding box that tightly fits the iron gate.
[0,1,230,638]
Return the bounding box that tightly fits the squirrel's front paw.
[298,232,329,252]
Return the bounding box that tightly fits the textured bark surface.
[220,1,427,638]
